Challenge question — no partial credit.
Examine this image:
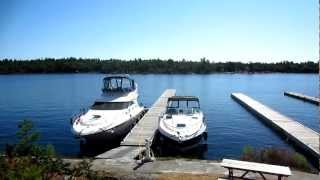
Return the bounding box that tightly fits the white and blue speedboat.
[158,96,207,144]
[71,75,145,142]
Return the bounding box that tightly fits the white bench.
[221,159,291,180]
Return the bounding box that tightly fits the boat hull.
[158,117,207,144]
[80,109,146,143]
[153,131,208,158]
[158,130,207,146]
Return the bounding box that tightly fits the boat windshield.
[91,101,132,110]
[166,99,200,115]
[103,77,135,92]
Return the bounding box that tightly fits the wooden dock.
[96,89,176,159]
[284,91,319,105]
[231,93,319,159]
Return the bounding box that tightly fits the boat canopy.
[167,96,200,114]
[168,96,199,102]
[102,75,136,92]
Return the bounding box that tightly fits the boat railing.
[70,108,88,125]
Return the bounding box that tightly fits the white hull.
[158,112,207,143]
[159,123,206,143]
[79,109,145,142]
[72,105,144,140]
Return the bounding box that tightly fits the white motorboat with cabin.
[71,75,145,142]
[158,96,207,144]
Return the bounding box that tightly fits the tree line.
[0,58,318,74]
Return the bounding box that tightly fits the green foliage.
[6,157,44,180]
[70,159,103,179]
[241,145,255,161]
[0,155,9,178]
[14,119,40,156]
[242,145,254,154]
[0,58,317,74]
[241,145,313,172]
[292,153,310,172]
[0,119,104,179]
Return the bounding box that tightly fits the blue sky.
[0,0,318,62]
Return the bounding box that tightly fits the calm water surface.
[0,74,318,160]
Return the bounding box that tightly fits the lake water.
[0,74,318,160]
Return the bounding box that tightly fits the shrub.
[70,159,103,179]
[291,153,310,171]
[0,119,104,179]
[241,145,255,161]
[241,145,313,172]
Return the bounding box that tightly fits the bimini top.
[168,96,199,102]
[103,74,131,80]
[167,96,200,113]
[102,74,136,93]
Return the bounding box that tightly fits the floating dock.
[96,89,176,159]
[284,91,319,105]
[231,93,319,159]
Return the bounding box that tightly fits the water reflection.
[152,132,208,159]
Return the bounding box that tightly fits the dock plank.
[121,89,176,146]
[284,91,319,105]
[231,93,319,159]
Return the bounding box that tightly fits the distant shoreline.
[0,58,318,74]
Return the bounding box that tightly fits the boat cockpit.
[166,96,200,115]
[102,75,136,93]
